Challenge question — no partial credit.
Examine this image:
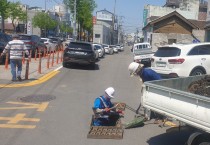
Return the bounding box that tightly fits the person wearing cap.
[0,34,29,81]
[128,62,161,82]
[128,62,163,123]
[92,87,121,126]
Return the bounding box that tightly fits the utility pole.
[45,0,47,37]
[73,0,77,41]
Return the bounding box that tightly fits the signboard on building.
[143,9,148,27]
[27,21,32,35]
[96,11,113,21]
[92,16,96,25]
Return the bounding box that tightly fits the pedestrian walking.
[92,87,122,126]
[0,34,29,81]
[128,62,164,123]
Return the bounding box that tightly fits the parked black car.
[19,34,47,57]
[63,41,97,67]
[0,33,12,64]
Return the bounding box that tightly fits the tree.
[63,0,97,41]
[60,22,73,34]
[0,0,10,33]
[32,12,57,37]
[8,2,27,32]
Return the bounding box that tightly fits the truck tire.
[199,142,210,145]
[187,133,210,145]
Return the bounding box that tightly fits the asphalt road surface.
[0,46,194,145]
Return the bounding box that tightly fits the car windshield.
[40,39,47,43]
[69,43,92,50]
[154,47,181,57]
[19,35,31,40]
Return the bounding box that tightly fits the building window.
[168,39,177,44]
[95,34,100,38]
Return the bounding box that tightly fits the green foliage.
[7,2,27,30]
[0,0,10,18]
[60,22,73,33]
[63,0,96,32]
[32,12,57,30]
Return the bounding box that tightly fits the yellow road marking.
[0,124,36,129]
[0,70,59,88]
[0,102,49,112]
[0,113,40,129]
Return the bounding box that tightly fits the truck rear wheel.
[187,132,210,145]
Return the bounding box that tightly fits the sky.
[10,0,165,33]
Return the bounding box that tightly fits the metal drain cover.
[19,94,56,102]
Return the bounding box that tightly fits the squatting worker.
[1,34,29,81]
[128,62,163,123]
[93,87,122,126]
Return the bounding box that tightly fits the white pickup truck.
[132,43,154,67]
[142,75,210,145]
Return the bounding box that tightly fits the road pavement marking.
[0,70,59,88]
[0,102,49,112]
[0,113,40,129]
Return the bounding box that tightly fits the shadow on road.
[147,126,195,145]
[63,63,99,71]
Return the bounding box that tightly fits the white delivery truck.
[132,42,154,67]
[142,75,210,145]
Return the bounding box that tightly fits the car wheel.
[63,62,68,68]
[90,63,95,69]
[190,68,205,76]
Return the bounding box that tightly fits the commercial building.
[93,9,118,45]
[143,0,207,50]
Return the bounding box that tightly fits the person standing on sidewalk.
[0,34,29,81]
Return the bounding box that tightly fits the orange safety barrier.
[47,53,50,69]
[22,52,25,64]
[38,49,42,74]
[5,53,9,70]
[44,48,46,58]
[60,48,63,62]
[56,49,59,64]
[25,58,30,80]
[29,50,32,62]
[34,49,37,61]
[51,51,55,67]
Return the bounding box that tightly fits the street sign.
[114,23,118,31]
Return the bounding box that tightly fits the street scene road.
[0,46,194,145]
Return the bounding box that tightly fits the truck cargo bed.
[142,75,210,133]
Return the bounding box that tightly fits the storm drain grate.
[87,126,124,139]
[19,94,56,103]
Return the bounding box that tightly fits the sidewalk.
[0,51,63,86]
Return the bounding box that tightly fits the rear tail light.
[25,42,34,45]
[168,58,185,64]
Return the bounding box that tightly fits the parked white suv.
[151,43,210,78]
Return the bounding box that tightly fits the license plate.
[75,51,85,55]
[156,62,166,67]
